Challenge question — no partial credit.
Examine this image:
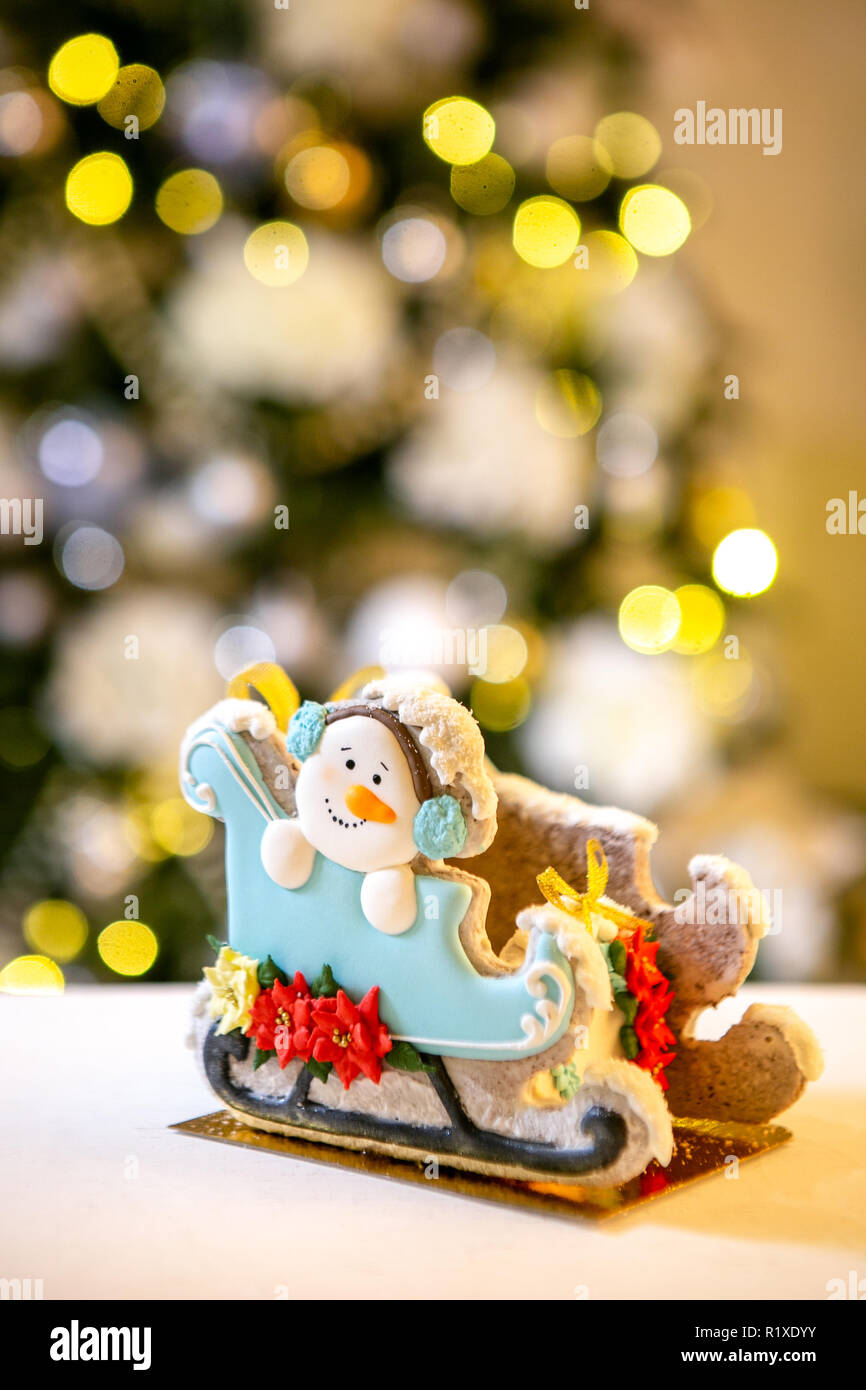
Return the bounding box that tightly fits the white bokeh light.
[381,218,447,283]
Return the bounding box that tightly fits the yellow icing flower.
[204,946,260,1035]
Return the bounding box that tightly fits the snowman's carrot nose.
[344,784,396,823]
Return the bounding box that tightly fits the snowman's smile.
[323,796,364,831]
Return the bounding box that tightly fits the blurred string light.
[618,585,681,654]
[536,369,602,437]
[24,899,88,961]
[150,797,213,856]
[188,453,274,526]
[513,196,580,268]
[692,646,758,721]
[97,64,165,131]
[445,569,507,627]
[0,955,64,994]
[57,523,125,590]
[97,920,158,976]
[620,185,691,257]
[450,153,515,214]
[596,411,658,476]
[433,327,496,392]
[712,528,778,597]
[594,112,661,179]
[672,584,726,655]
[382,216,447,282]
[423,96,495,165]
[479,623,529,683]
[0,706,50,768]
[0,89,44,155]
[65,152,132,225]
[691,484,756,548]
[581,230,638,294]
[0,573,52,645]
[167,60,275,165]
[155,169,223,234]
[546,135,612,201]
[48,33,118,106]
[285,144,351,209]
[243,220,309,285]
[37,410,104,486]
[213,623,276,680]
[470,676,531,731]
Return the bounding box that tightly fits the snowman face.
[294,715,422,873]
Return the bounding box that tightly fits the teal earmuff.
[413,794,468,859]
[286,700,327,761]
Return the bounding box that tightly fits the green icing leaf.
[310,962,341,997]
[615,990,639,1025]
[620,1024,639,1060]
[387,1041,436,1074]
[550,1062,582,1100]
[206,934,227,954]
[608,939,627,976]
[257,955,288,990]
[253,1046,276,1070]
[305,1058,333,1084]
[608,970,627,995]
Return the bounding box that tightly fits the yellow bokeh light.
[243,221,309,286]
[692,647,756,721]
[156,169,223,234]
[582,229,639,294]
[470,677,532,732]
[480,624,529,683]
[97,64,165,131]
[450,153,515,215]
[620,185,691,257]
[546,135,612,201]
[513,196,580,269]
[672,584,726,655]
[48,33,119,106]
[712,528,778,597]
[285,145,351,210]
[423,96,495,166]
[594,112,662,179]
[97,920,158,977]
[618,585,681,655]
[0,954,65,994]
[150,798,213,857]
[535,369,602,437]
[65,152,133,225]
[23,900,88,962]
[691,485,756,549]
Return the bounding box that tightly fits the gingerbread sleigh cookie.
[181,669,821,1188]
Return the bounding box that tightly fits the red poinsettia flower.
[245,972,314,1068]
[310,986,393,1089]
[619,927,676,1088]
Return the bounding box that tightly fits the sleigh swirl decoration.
[183,666,822,1187]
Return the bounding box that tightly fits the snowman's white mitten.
[360,866,418,936]
[260,819,316,890]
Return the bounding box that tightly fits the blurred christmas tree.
[1,0,861,986]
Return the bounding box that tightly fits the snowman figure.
[259,684,496,936]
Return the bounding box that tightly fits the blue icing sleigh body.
[184,724,575,1060]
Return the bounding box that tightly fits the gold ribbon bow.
[536,839,652,936]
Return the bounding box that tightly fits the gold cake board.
[172,1111,791,1222]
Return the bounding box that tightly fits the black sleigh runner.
[182,668,822,1187]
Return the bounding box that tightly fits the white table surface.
[2,983,864,1301]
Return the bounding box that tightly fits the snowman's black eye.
[372,773,382,785]
[345,759,355,770]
